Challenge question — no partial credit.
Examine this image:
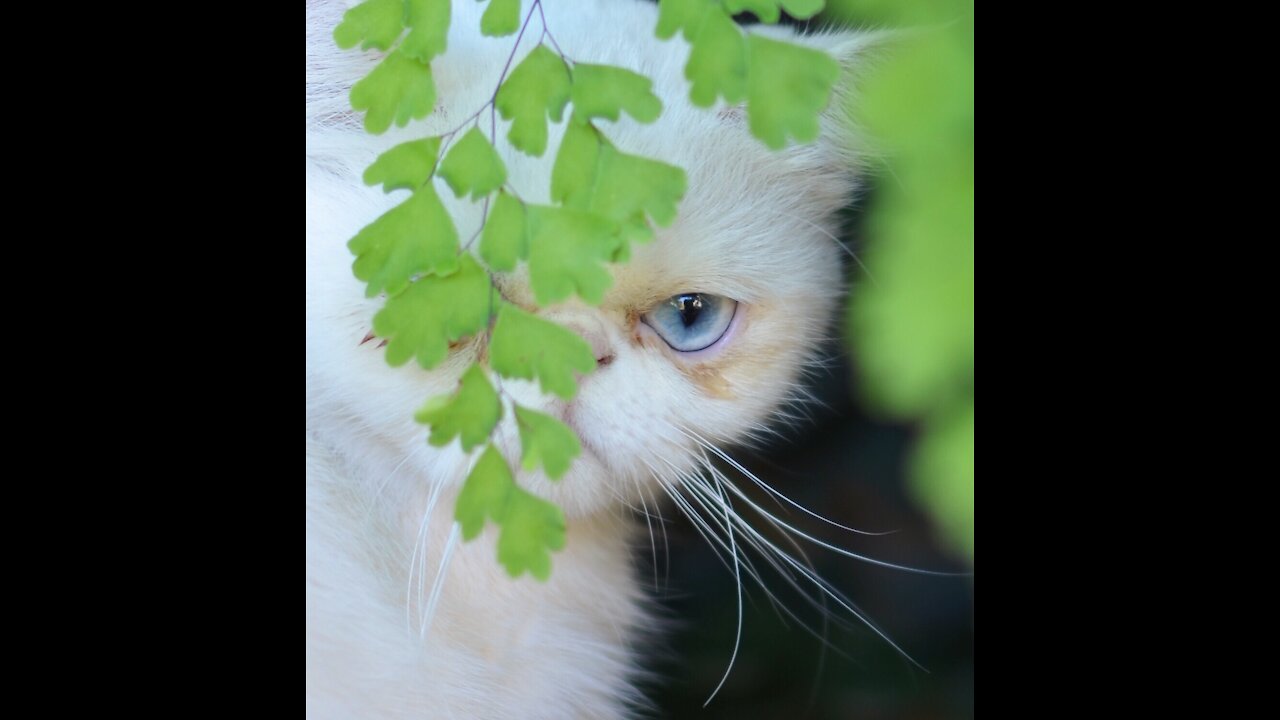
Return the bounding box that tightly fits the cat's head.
[306,2,875,519]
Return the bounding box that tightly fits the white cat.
[307,1,872,717]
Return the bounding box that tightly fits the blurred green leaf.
[551,118,602,206]
[686,8,747,107]
[455,444,567,580]
[746,35,839,149]
[490,303,596,400]
[850,160,972,416]
[480,191,529,271]
[481,0,521,36]
[348,183,458,298]
[850,32,973,417]
[844,3,974,561]
[914,401,973,558]
[655,0,748,107]
[497,484,566,580]
[657,1,839,148]
[402,0,451,63]
[363,137,442,193]
[350,49,436,134]
[455,444,514,539]
[373,254,490,368]
[438,126,507,200]
[655,0,711,40]
[570,64,663,123]
[495,45,572,157]
[514,405,581,479]
[552,118,686,245]
[526,205,621,305]
[590,143,687,239]
[859,31,973,156]
[416,364,503,452]
[333,0,404,52]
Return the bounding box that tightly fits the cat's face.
[305,24,863,519]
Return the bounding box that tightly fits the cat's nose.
[575,324,615,367]
[542,311,616,368]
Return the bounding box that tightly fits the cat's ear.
[724,27,888,214]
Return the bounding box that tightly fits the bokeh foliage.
[831,0,975,559]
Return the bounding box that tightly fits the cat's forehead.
[604,136,846,308]
[495,198,837,314]
[489,113,848,312]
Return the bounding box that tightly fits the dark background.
[644,201,974,720]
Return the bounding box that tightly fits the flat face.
[307,0,854,518]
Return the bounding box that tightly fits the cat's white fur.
[307,1,870,717]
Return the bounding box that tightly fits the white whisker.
[642,481,672,591]
[676,466,825,633]
[680,425,897,537]
[697,480,917,665]
[644,461,735,574]
[659,449,834,638]
[405,476,444,635]
[366,443,427,520]
[420,522,460,639]
[717,472,964,577]
[702,473,744,707]
[634,476,661,590]
[654,420,948,669]
[654,459,774,595]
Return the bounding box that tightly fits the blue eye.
[643,293,738,352]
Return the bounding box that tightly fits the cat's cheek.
[635,305,746,401]
[684,364,736,400]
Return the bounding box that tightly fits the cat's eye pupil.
[673,293,703,327]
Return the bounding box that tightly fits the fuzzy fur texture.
[306,1,870,717]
